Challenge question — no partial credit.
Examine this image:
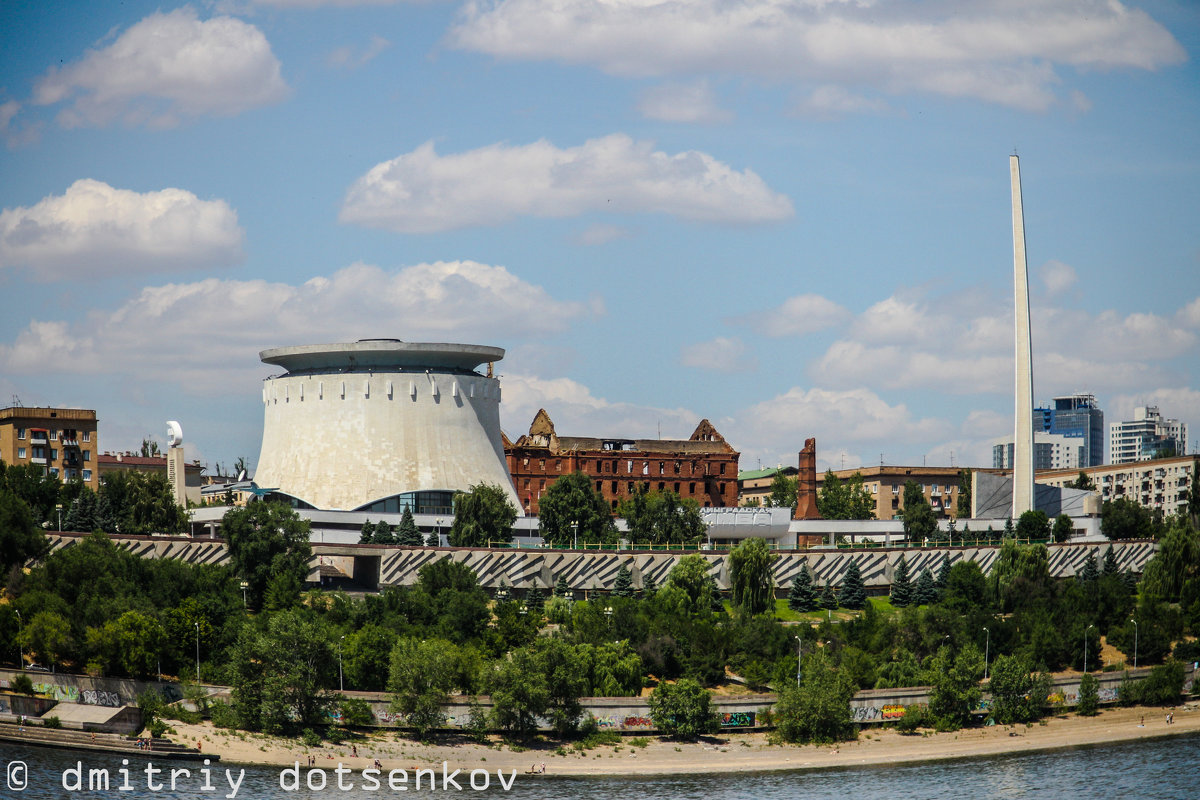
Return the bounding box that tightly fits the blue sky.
[2,0,1198,477]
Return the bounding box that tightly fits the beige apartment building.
[818,465,976,519]
[0,406,100,490]
[1038,455,1195,516]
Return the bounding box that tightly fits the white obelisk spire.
[1010,155,1035,518]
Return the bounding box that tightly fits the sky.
[1,0,1199,479]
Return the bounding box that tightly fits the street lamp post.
[15,610,23,670]
[56,503,62,532]
[194,622,201,682]
[983,627,990,681]
[339,635,345,693]
[794,634,803,686]
[239,580,248,609]
[1083,623,1095,674]
[571,522,579,550]
[1130,618,1138,669]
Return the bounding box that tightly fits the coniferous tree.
[526,585,546,613]
[890,555,913,607]
[1003,517,1015,539]
[612,564,634,598]
[359,519,374,544]
[1121,568,1138,595]
[839,559,867,609]
[641,574,658,596]
[554,574,571,597]
[372,520,395,544]
[788,567,819,612]
[1102,544,1120,577]
[1077,551,1100,583]
[961,522,972,543]
[64,489,97,532]
[935,555,951,596]
[914,568,937,605]
[395,507,422,546]
[819,583,838,611]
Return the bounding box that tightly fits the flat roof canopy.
[260,340,505,373]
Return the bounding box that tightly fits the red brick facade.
[505,410,740,515]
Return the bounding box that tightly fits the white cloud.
[1039,259,1078,295]
[451,0,1184,111]
[637,80,732,123]
[794,85,890,119]
[0,100,18,131]
[810,289,1199,396]
[0,179,244,280]
[734,293,850,337]
[1179,298,1200,329]
[33,9,288,128]
[500,373,700,442]
[0,261,596,391]
[679,337,756,373]
[339,133,793,232]
[327,35,391,69]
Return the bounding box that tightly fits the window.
[689,483,696,494]
[50,468,59,477]
[674,482,680,493]
[50,430,58,441]
[17,428,25,439]
[17,447,25,459]
[83,431,90,442]
[719,463,726,475]
[83,451,90,462]
[611,481,617,493]
[50,449,58,461]
[83,469,92,482]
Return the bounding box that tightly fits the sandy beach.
[163,703,1200,777]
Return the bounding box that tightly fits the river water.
[3,734,1197,800]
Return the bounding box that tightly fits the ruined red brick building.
[505,409,740,515]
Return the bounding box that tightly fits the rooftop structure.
[1110,406,1188,465]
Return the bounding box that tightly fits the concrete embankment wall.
[42,533,1156,593]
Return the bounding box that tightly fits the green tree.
[63,487,98,533]
[926,642,984,730]
[765,472,797,509]
[665,555,720,616]
[890,555,913,607]
[98,470,187,535]
[229,610,337,733]
[612,564,634,598]
[1077,672,1100,716]
[538,471,617,547]
[389,637,464,738]
[448,483,517,547]
[1101,545,1120,576]
[0,488,45,584]
[1016,509,1050,540]
[1053,513,1074,543]
[1139,518,1199,601]
[488,646,550,737]
[648,677,717,739]
[1101,497,1156,540]
[788,567,818,612]
[395,507,422,547]
[221,502,312,610]
[987,654,1049,724]
[913,568,937,605]
[85,610,166,679]
[729,538,776,615]
[19,610,71,672]
[1077,551,1099,583]
[838,559,867,609]
[773,648,857,744]
[0,462,62,525]
[1068,471,1095,490]
[818,471,875,519]
[819,583,838,611]
[359,519,374,544]
[620,489,706,545]
[956,469,973,518]
[901,481,937,541]
[371,519,395,544]
[343,623,398,692]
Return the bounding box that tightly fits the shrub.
[209,701,239,730]
[629,737,650,748]
[301,728,322,748]
[648,679,717,739]
[147,719,169,739]
[1139,661,1186,705]
[42,716,62,729]
[339,697,375,728]
[11,674,34,695]
[326,727,349,744]
[1172,640,1200,663]
[894,705,928,735]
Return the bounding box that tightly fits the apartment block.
[1038,455,1194,516]
[1110,406,1189,465]
[0,406,99,490]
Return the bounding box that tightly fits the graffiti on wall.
[851,704,907,723]
[719,711,755,728]
[82,690,122,707]
[622,716,653,729]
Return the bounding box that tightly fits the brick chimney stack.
[794,437,820,520]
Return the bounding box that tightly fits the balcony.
[31,434,48,444]
[30,457,47,465]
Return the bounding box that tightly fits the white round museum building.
[252,339,521,514]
